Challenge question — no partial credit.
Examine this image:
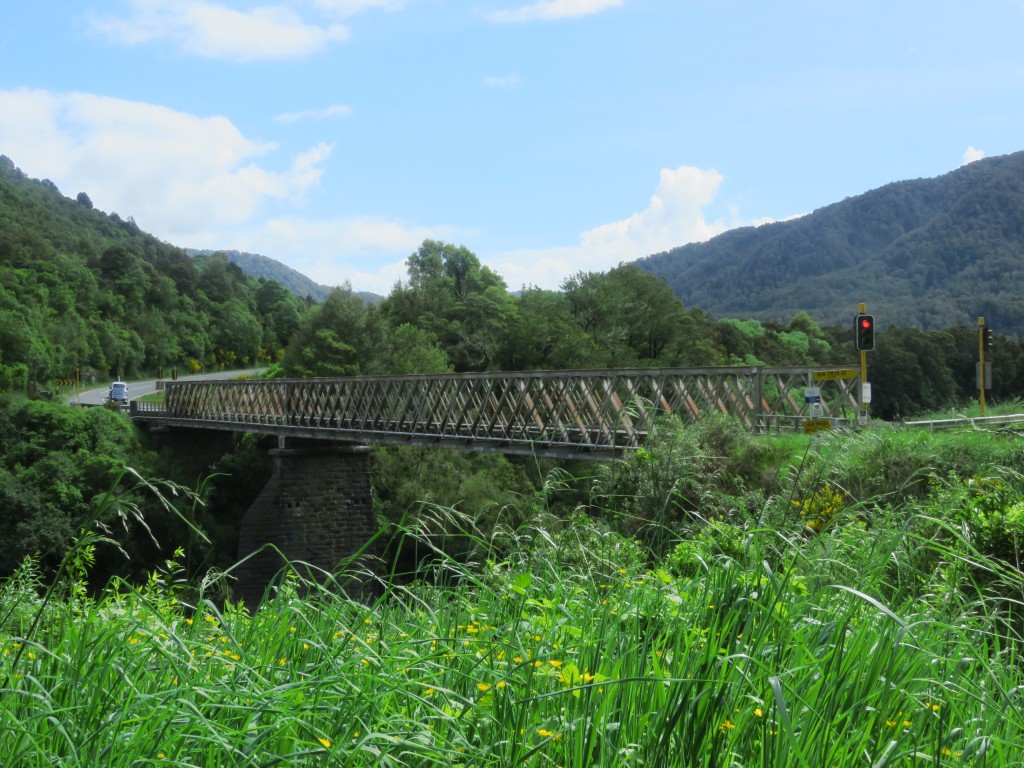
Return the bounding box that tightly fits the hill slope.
[187,249,383,305]
[0,156,309,385]
[187,249,333,303]
[637,151,1024,335]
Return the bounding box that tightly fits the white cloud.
[275,104,353,123]
[486,165,731,289]
[962,145,986,164]
[88,0,349,61]
[484,74,522,88]
[231,216,467,293]
[0,88,331,244]
[0,87,750,299]
[486,0,623,23]
[308,0,405,14]
[0,87,468,296]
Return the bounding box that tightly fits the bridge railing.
[132,366,861,458]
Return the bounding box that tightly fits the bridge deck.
[132,366,861,459]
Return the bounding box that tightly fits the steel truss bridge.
[132,366,862,460]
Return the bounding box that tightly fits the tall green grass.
[3,501,1024,766]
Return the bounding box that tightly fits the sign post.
[978,317,992,416]
[803,380,828,436]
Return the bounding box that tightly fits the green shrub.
[665,520,748,577]
[592,413,766,554]
[547,508,650,576]
[0,556,46,635]
[957,473,1024,567]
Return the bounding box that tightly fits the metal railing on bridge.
[132,366,861,459]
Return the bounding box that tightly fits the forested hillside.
[0,156,310,388]
[187,248,382,306]
[637,151,1024,335]
[6,151,1024,421]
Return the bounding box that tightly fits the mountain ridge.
[186,249,383,305]
[636,151,1024,336]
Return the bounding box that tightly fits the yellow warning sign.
[803,418,833,435]
[813,369,857,381]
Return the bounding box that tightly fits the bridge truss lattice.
[133,366,861,460]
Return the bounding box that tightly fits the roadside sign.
[858,410,868,427]
[804,386,821,404]
[976,362,993,390]
[803,418,832,435]
[813,369,857,381]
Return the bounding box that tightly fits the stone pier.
[233,441,378,606]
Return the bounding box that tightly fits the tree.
[869,327,960,419]
[0,397,154,577]
[196,252,239,304]
[562,264,690,366]
[211,299,263,366]
[372,324,452,375]
[383,240,514,371]
[255,279,304,351]
[282,285,384,377]
[495,288,595,370]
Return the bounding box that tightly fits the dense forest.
[638,150,1024,334]
[0,156,310,389]
[5,154,1024,583]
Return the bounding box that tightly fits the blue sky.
[2,1,1023,294]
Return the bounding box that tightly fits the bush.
[956,472,1024,568]
[591,413,767,555]
[665,520,748,577]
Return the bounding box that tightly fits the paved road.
[70,368,266,406]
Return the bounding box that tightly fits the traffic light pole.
[859,302,869,423]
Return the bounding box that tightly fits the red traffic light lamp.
[855,314,875,351]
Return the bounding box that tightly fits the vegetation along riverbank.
[4,415,1024,765]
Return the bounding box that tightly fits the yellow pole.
[979,316,986,417]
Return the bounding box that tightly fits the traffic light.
[982,324,994,350]
[855,314,875,351]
